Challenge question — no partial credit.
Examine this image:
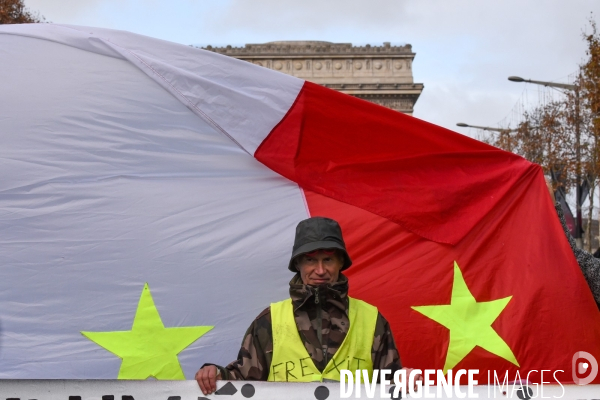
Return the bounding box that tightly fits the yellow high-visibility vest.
[267,296,378,382]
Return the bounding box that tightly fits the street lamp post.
[456,122,517,133]
[508,76,577,91]
[508,76,583,247]
[456,123,517,152]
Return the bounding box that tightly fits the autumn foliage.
[486,16,600,250]
[0,0,44,24]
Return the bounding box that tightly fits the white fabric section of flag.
[0,31,308,378]
[0,24,304,155]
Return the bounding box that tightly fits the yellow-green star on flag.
[82,283,213,380]
[412,261,519,373]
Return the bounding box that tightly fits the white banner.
[0,380,598,400]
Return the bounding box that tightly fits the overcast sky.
[24,0,600,137]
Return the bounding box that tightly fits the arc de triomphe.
[202,41,423,115]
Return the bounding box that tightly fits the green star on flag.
[82,283,213,380]
[412,261,519,373]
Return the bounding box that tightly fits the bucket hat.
[288,217,352,272]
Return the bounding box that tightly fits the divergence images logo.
[571,351,598,385]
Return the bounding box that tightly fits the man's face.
[296,249,343,286]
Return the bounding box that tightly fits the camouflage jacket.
[555,202,600,307]
[213,273,402,380]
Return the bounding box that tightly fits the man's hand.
[195,365,221,395]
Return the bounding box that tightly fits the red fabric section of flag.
[255,82,532,245]
[303,182,600,384]
[256,81,600,382]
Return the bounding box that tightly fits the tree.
[0,0,44,24]
[580,17,600,251]
[485,16,600,251]
[485,99,574,189]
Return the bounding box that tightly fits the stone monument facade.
[202,41,423,115]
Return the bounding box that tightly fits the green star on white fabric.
[82,283,213,379]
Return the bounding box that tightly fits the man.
[196,217,403,394]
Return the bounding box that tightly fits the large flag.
[0,24,599,384]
